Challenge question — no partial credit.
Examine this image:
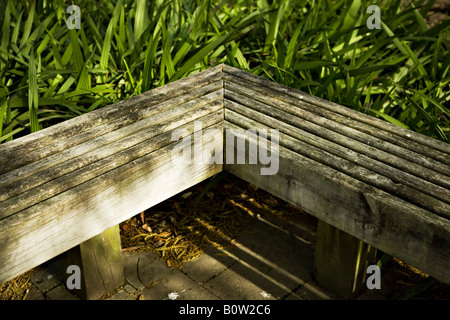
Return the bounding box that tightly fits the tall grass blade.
[28,48,40,133]
[100,0,123,73]
[134,0,148,43]
[142,29,161,92]
[19,0,36,50]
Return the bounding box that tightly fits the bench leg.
[313,220,377,299]
[61,224,125,300]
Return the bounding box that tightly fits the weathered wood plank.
[224,98,449,203]
[0,109,223,219]
[0,90,223,206]
[224,73,450,167]
[224,75,449,170]
[0,64,223,157]
[224,85,450,190]
[0,80,224,175]
[223,121,450,285]
[0,122,223,284]
[224,102,450,218]
[223,64,450,156]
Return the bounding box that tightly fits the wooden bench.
[1,64,449,299]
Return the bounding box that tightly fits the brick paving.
[24,214,390,300]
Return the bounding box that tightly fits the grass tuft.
[0,0,448,142]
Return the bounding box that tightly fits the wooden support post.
[60,224,124,300]
[313,220,377,299]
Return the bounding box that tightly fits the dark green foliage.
[0,0,448,142]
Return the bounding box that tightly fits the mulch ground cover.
[1,173,449,300]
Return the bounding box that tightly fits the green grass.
[0,0,449,143]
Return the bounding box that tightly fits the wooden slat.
[225,75,450,172]
[225,107,450,219]
[225,80,450,187]
[223,96,449,201]
[0,122,223,284]
[223,121,450,285]
[0,65,224,174]
[222,64,450,156]
[0,109,223,219]
[0,91,223,209]
[224,101,450,217]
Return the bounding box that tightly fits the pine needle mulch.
[0,269,34,300]
[119,173,309,269]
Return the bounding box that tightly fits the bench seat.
[1,64,449,294]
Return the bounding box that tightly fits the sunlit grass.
[0,0,448,143]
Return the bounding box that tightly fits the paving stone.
[30,267,61,293]
[123,251,168,290]
[223,241,309,296]
[286,218,317,246]
[357,290,388,300]
[283,292,305,300]
[25,285,46,300]
[235,217,315,282]
[107,289,134,300]
[46,285,80,300]
[141,282,170,300]
[263,267,306,296]
[142,269,218,300]
[182,246,237,284]
[137,251,171,286]
[204,263,277,300]
[124,284,137,294]
[25,211,351,301]
[294,281,337,300]
[201,217,314,300]
[123,251,145,290]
